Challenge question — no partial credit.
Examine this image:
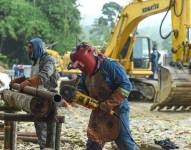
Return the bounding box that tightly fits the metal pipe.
[12,83,61,102]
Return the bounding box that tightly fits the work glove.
[10,76,26,84]
[9,76,26,89]
[19,75,42,91]
[99,88,128,114]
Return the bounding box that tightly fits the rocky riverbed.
[0,102,191,150]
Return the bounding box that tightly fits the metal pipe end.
[53,94,62,103]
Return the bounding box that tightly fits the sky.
[77,0,170,28]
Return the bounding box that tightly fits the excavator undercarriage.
[129,78,158,102]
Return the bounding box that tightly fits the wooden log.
[3,121,17,150]
[0,106,19,112]
[0,113,64,123]
[4,121,11,150]
[0,135,38,143]
[46,122,56,149]
[55,123,62,150]
[2,90,52,117]
[0,132,36,137]
[10,121,17,150]
[0,135,84,144]
[0,134,83,145]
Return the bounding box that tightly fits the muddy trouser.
[35,122,56,150]
[86,110,140,150]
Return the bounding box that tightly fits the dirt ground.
[58,102,191,150]
[0,101,190,150]
[21,102,191,150]
[130,102,191,150]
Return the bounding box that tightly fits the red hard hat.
[68,42,97,76]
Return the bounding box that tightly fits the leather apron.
[85,71,120,143]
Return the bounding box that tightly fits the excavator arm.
[105,0,191,64]
[105,0,173,58]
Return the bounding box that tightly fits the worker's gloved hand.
[19,75,42,91]
[9,76,26,89]
[99,88,128,114]
[10,76,26,85]
[19,80,31,91]
[99,101,112,113]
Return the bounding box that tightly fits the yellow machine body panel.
[47,49,81,76]
[47,49,64,73]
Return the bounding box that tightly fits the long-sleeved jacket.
[31,53,59,90]
[78,57,132,112]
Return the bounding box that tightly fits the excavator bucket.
[151,66,191,111]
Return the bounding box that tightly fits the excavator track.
[151,66,191,111]
[129,78,158,101]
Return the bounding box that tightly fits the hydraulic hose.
[159,0,174,39]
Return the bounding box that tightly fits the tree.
[0,0,52,64]
[101,2,121,28]
[30,0,81,52]
[88,2,121,46]
[0,0,81,65]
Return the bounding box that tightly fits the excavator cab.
[119,35,153,77]
[132,36,151,69]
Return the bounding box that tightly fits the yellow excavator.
[47,49,81,77]
[104,0,191,111]
[47,49,64,75]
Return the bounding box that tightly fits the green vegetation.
[0,0,81,65]
[83,2,121,46]
[0,53,8,68]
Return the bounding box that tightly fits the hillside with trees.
[0,0,81,66]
